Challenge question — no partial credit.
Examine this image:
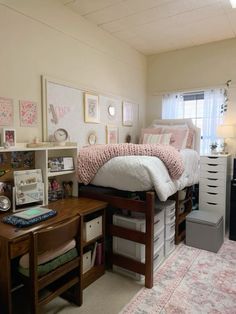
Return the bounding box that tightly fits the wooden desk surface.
[0,197,107,241]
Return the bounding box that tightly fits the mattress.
[91,149,199,201]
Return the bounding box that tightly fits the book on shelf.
[95,242,103,265]
[91,242,98,267]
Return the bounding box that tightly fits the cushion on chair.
[19,247,78,277]
[19,239,76,268]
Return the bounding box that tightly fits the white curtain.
[201,89,224,154]
[162,93,184,119]
[162,89,225,154]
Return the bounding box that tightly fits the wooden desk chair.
[20,215,81,314]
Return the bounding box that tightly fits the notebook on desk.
[12,207,53,220]
[2,208,57,228]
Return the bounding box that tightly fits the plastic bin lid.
[186,210,223,226]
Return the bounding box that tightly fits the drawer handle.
[207,171,217,174]
[207,192,217,195]
[171,224,175,229]
[89,225,92,228]
[207,164,218,166]
[170,215,175,220]
[97,221,100,224]
[207,178,218,181]
[207,157,218,159]
[207,202,218,205]
[154,219,160,225]
[156,236,159,241]
[170,239,175,244]
[207,185,217,188]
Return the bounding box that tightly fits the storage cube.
[83,216,102,242]
[186,210,223,253]
[83,250,92,274]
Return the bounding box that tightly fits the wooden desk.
[0,197,107,314]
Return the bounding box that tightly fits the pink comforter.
[77,144,184,185]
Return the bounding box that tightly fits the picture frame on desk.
[2,128,16,147]
[48,157,74,172]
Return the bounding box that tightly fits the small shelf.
[82,265,105,289]
[82,235,103,247]
[48,170,75,177]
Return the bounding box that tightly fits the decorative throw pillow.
[143,133,171,145]
[139,128,162,143]
[161,127,189,150]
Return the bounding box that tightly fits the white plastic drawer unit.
[83,216,103,242]
[165,234,175,256]
[200,156,227,166]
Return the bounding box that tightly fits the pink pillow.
[139,128,162,144]
[143,133,171,145]
[162,127,189,150]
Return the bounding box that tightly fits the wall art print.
[0,97,14,126]
[84,93,100,123]
[19,100,38,127]
[106,125,118,144]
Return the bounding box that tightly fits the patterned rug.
[121,239,236,314]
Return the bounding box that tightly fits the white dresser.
[199,154,231,235]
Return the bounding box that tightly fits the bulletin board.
[42,76,140,146]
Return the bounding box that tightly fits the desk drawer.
[199,185,225,196]
[10,237,30,259]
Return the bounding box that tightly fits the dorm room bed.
[78,119,200,288]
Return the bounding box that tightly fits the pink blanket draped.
[77,143,184,185]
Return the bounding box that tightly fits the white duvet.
[91,149,199,201]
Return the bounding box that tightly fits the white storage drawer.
[200,163,226,173]
[199,185,225,197]
[199,200,225,213]
[113,243,165,280]
[154,227,164,250]
[200,177,226,188]
[83,216,103,242]
[200,170,226,181]
[165,211,175,224]
[165,234,175,256]
[165,220,175,239]
[200,156,227,165]
[83,250,92,274]
[154,243,165,271]
[200,192,224,205]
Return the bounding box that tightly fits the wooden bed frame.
[78,119,200,289]
[79,184,155,288]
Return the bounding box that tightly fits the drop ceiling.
[60,0,236,55]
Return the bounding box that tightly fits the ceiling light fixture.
[230,0,236,8]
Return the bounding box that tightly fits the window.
[162,89,225,153]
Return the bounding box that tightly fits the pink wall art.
[0,97,14,126]
[19,100,38,127]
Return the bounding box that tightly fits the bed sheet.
[91,149,199,201]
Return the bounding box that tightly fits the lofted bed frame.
[79,119,200,288]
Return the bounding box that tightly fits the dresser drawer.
[200,177,226,188]
[200,192,225,205]
[199,184,225,196]
[199,200,225,213]
[200,170,226,181]
[200,156,227,166]
[200,163,226,173]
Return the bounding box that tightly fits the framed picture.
[3,128,16,147]
[122,101,133,126]
[106,125,118,144]
[19,100,38,127]
[84,93,100,123]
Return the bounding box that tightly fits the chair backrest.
[28,215,81,313]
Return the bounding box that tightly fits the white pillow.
[143,133,171,145]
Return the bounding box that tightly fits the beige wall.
[147,38,236,125]
[0,0,146,144]
[147,38,236,152]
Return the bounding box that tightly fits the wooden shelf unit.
[79,205,106,290]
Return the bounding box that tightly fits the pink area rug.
[121,239,236,314]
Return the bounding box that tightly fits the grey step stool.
[186,210,224,253]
